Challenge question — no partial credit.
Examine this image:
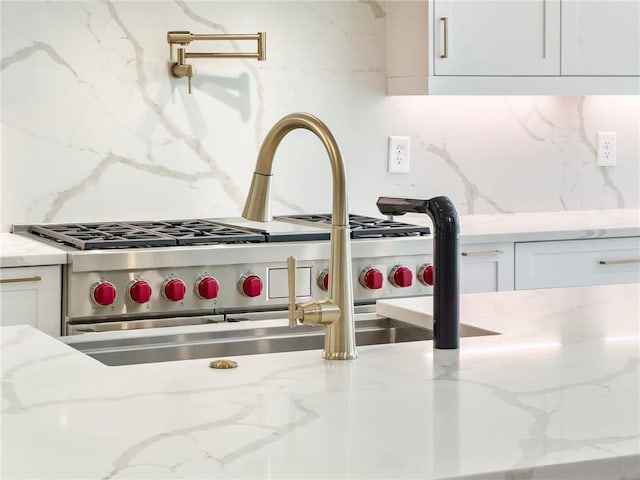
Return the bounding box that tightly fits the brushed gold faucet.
[242,113,357,360]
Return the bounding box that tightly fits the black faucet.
[376,196,460,349]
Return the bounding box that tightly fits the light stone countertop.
[0,232,67,268]
[2,283,639,479]
[402,208,640,244]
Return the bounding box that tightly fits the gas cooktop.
[23,214,430,251]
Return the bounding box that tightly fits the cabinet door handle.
[461,250,504,257]
[0,275,42,284]
[440,17,449,59]
[598,259,640,265]
[542,0,546,58]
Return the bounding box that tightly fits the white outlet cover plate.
[388,136,410,173]
[596,131,617,167]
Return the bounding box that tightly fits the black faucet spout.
[376,196,460,349]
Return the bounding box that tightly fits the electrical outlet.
[388,136,410,173]
[596,132,617,167]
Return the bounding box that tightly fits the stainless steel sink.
[64,317,498,366]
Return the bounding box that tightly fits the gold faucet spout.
[242,113,348,226]
[242,112,357,360]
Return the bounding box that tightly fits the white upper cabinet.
[561,0,640,76]
[386,0,640,95]
[433,0,560,76]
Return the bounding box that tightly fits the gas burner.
[29,223,176,250]
[28,220,266,250]
[276,214,430,238]
[128,220,265,246]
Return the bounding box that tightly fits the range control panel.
[65,255,434,320]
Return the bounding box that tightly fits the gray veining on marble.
[1,41,80,80]
[102,403,256,479]
[43,153,227,222]
[503,97,546,142]
[420,136,510,214]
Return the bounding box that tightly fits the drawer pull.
[0,275,42,284]
[461,250,504,257]
[542,0,547,58]
[599,259,640,265]
[440,17,449,59]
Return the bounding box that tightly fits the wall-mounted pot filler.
[167,31,266,94]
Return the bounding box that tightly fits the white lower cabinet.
[460,243,514,293]
[515,237,640,289]
[0,265,62,336]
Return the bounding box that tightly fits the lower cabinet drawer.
[515,237,640,289]
[460,242,514,293]
[0,265,62,336]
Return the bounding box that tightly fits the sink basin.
[65,317,498,366]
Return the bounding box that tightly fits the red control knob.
[197,276,219,300]
[92,281,117,306]
[164,278,186,302]
[418,264,434,286]
[240,275,263,297]
[129,280,152,303]
[360,267,383,290]
[317,269,329,291]
[389,266,413,288]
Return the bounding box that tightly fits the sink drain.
[209,359,238,369]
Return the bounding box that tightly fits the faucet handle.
[287,256,298,328]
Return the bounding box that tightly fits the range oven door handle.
[67,315,225,334]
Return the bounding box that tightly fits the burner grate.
[29,220,266,250]
[29,223,177,250]
[276,214,430,238]
[129,220,265,246]
[25,213,429,251]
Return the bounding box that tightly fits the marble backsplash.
[1,1,638,232]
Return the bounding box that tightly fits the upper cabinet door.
[562,0,640,76]
[433,0,561,76]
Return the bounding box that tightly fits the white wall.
[1,1,638,232]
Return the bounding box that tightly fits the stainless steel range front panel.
[63,238,433,321]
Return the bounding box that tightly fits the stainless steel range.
[14,214,433,335]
